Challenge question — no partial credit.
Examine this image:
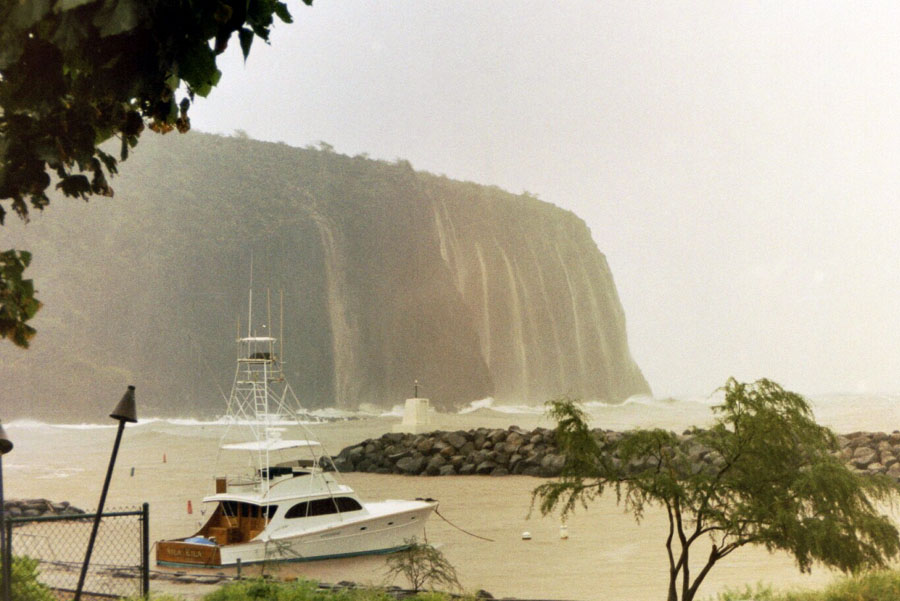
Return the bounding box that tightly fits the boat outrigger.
[156,300,436,567]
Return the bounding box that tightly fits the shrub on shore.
[205,578,390,601]
[0,556,55,601]
[385,540,461,593]
[716,571,900,601]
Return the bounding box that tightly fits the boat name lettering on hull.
[170,548,207,559]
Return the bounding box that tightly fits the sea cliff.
[2,133,649,419]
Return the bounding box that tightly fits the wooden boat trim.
[156,540,222,567]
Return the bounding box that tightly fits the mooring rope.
[433,506,495,542]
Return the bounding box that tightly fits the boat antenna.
[248,252,254,337]
[280,290,284,364]
[267,288,272,339]
[414,379,419,398]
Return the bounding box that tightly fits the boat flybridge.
[156,304,436,568]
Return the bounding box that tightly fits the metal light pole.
[0,422,13,601]
[74,386,137,601]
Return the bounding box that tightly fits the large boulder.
[852,446,878,468]
[476,461,498,475]
[446,432,469,450]
[396,455,426,475]
[425,455,448,476]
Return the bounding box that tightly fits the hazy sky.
[190,1,900,398]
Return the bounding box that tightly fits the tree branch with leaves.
[0,250,41,347]
[533,379,900,601]
[0,0,312,346]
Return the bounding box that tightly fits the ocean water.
[5,394,899,600]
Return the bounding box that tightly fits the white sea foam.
[379,404,405,418]
[456,394,698,416]
[346,403,384,417]
[310,407,373,419]
[456,397,546,415]
[5,418,52,430]
[486,404,545,415]
[136,415,320,427]
[457,397,495,414]
[6,419,119,430]
[13,391,894,431]
[36,467,85,480]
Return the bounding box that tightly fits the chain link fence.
[5,504,149,599]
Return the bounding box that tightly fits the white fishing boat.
[157,295,437,567]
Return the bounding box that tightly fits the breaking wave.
[456,394,707,416]
[6,419,117,430]
[8,393,896,431]
[458,398,544,415]
[379,404,405,418]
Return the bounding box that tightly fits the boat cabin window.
[285,496,362,519]
[336,497,363,512]
[260,466,294,479]
[220,501,278,520]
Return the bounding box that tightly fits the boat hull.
[157,502,435,567]
[157,540,222,567]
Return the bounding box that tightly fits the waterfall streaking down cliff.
[425,188,648,406]
[0,133,651,419]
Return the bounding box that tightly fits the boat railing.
[218,476,260,494]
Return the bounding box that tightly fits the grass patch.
[715,570,900,601]
[197,578,477,601]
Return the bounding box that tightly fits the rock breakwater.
[838,431,900,479]
[332,426,564,477]
[3,498,86,518]
[332,427,900,481]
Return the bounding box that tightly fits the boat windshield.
[220,501,278,520]
[285,497,362,519]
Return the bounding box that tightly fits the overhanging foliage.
[0,0,312,346]
[0,250,41,347]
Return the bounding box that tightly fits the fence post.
[141,503,150,597]
[0,424,11,601]
[75,386,137,601]
[2,518,10,601]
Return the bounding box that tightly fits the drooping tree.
[0,0,312,346]
[533,379,900,601]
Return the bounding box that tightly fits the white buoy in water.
[521,531,532,540]
[559,522,569,539]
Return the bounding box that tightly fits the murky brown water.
[6,402,897,600]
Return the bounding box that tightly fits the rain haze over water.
[6,5,900,599]
[189,1,900,401]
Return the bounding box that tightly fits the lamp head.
[0,422,12,455]
[110,385,138,423]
